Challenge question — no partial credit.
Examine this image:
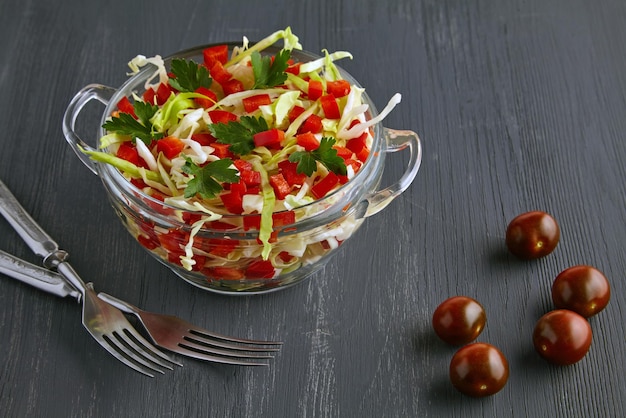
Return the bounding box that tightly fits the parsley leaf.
[209,116,269,155]
[181,157,239,199]
[289,137,347,177]
[102,100,163,145]
[168,58,212,92]
[251,49,291,89]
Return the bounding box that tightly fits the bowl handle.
[361,127,422,218]
[62,84,116,175]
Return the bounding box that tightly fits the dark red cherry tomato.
[505,211,560,259]
[449,343,509,397]
[551,265,610,318]
[533,309,592,365]
[432,296,486,345]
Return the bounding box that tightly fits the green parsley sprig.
[102,100,163,145]
[289,137,347,177]
[208,116,269,155]
[181,157,239,199]
[251,49,291,89]
[168,58,212,92]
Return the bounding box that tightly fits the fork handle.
[0,179,68,268]
[0,249,81,300]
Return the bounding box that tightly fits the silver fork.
[98,293,282,366]
[0,251,282,366]
[0,179,178,377]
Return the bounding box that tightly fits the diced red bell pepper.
[285,62,301,75]
[222,78,244,96]
[143,87,156,104]
[326,80,351,98]
[288,105,305,122]
[220,191,243,214]
[204,266,245,281]
[278,160,306,186]
[241,170,261,187]
[346,132,368,154]
[156,82,173,105]
[296,132,320,151]
[253,128,284,148]
[311,172,339,199]
[308,79,323,100]
[191,132,217,146]
[182,212,203,224]
[272,210,296,227]
[156,136,185,159]
[194,86,217,108]
[208,109,238,124]
[320,94,341,119]
[229,180,247,196]
[299,114,323,134]
[245,259,275,279]
[243,94,272,113]
[206,220,238,230]
[233,159,253,172]
[209,61,233,85]
[116,142,142,166]
[198,237,238,257]
[117,96,136,118]
[278,251,295,263]
[203,44,228,68]
[211,143,234,159]
[333,145,353,160]
[158,229,189,253]
[243,214,262,231]
[137,234,159,250]
[356,147,370,162]
[269,173,292,200]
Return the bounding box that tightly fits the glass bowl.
[62,43,422,294]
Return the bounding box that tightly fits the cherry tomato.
[533,309,592,365]
[432,296,486,345]
[551,265,610,318]
[505,211,560,259]
[449,343,509,397]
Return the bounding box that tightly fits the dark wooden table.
[1,0,624,416]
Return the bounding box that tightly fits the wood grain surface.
[1,0,624,417]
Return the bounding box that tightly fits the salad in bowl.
[63,27,422,294]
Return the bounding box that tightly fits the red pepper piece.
[116,142,142,166]
[204,266,245,281]
[299,114,323,134]
[333,145,353,160]
[285,62,301,75]
[211,143,234,159]
[269,173,292,200]
[308,79,323,100]
[253,128,284,148]
[143,87,156,104]
[311,172,339,199]
[208,109,238,124]
[272,210,296,227]
[203,44,228,67]
[117,96,136,118]
[288,105,305,122]
[326,80,351,98]
[194,86,217,108]
[209,61,233,85]
[156,82,173,105]
[220,191,244,214]
[278,160,306,186]
[242,94,272,113]
[222,78,244,96]
[296,132,320,151]
[243,214,262,231]
[245,259,275,279]
[320,94,341,119]
[191,132,217,146]
[156,136,185,160]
